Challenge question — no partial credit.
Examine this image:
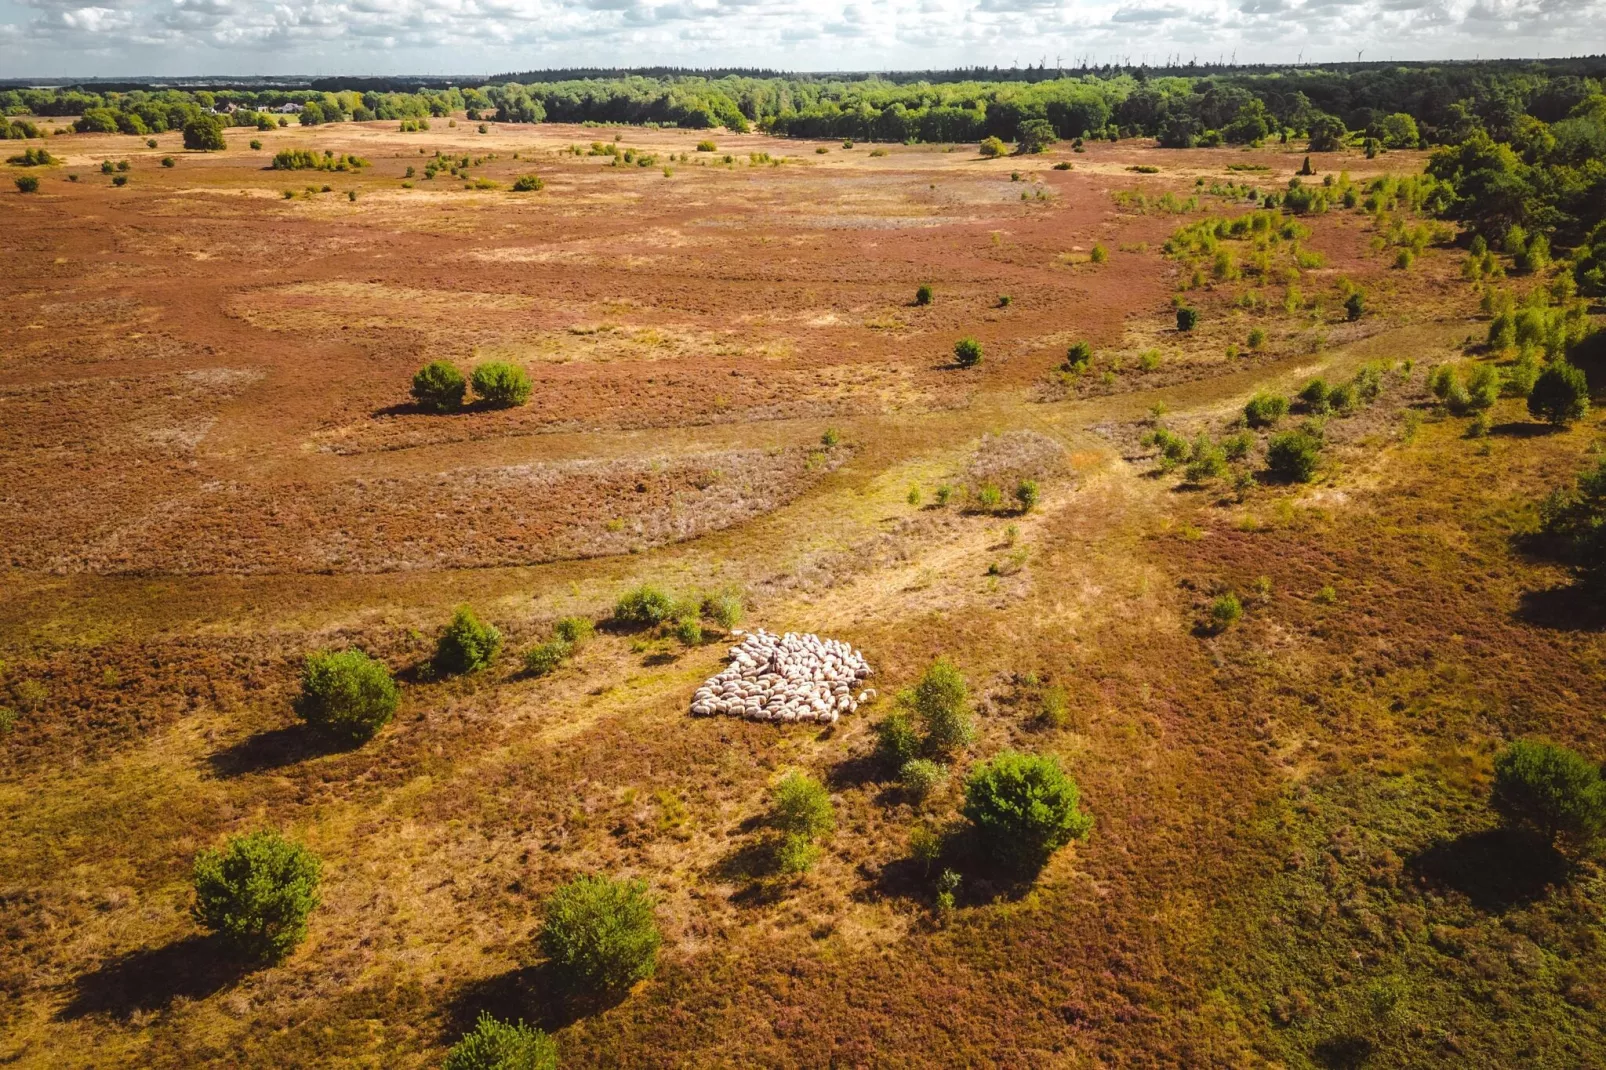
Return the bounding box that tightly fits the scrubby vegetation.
[444,1014,558,1070]
[191,830,322,963]
[470,361,533,408]
[412,360,467,412]
[962,750,1092,872]
[294,648,397,743]
[539,875,660,994]
[434,606,503,675]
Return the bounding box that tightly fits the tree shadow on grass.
[444,962,623,1037]
[1514,584,1606,632]
[1408,827,1568,912]
[207,724,338,778]
[60,935,247,1021]
[866,824,1040,907]
[1313,1033,1375,1070]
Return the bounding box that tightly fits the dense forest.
[6,61,1603,283]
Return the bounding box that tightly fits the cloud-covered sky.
[0,0,1599,79]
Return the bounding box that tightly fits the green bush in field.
[539,876,660,994]
[523,639,572,677]
[182,115,226,151]
[613,584,674,627]
[962,750,1092,872]
[1492,740,1606,853]
[1209,592,1244,630]
[700,592,743,630]
[511,174,544,192]
[954,337,983,367]
[1528,364,1589,426]
[1185,436,1228,482]
[1064,341,1092,370]
[14,174,38,193]
[1244,391,1289,428]
[295,648,397,743]
[913,657,973,757]
[915,283,933,306]
[875,710,921,769]
[553,616,595,645]
[900,758,947,801]
[1176,306,1198,331]
[471,361,532,407]
[435,606,503,675]
[192,830,322,963]
[979,136,1006,158]
[769,771,834,873]
[1266,429,1322,482]
[1014,479,1040,513]
[444,1013,558,1070]
[411,360,467,412]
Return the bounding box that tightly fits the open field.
[3,116,1604,1068]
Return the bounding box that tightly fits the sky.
[0,0,1601,80]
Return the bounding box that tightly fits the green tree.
[1176,306,1198,331]
[979,136,1006,158]
[295,649,398,744]
[912,657,973,757]
[1243,391,1289,428]
[182,115,226,151]
[1266,429,1322,482]
[1492,740,1606,853]
[192,831,322,963]
[444,1013,558,1070]
[411,360,467,412]
[1016,119,1057,154]
[539,876,660,994]
[1014,479,1040,513]
[962,750,1092,871]
[953,337,983,367]
[435,606,503,675]
[1528,363,1589,426]
[613,584,674,626]
[471,362,532,407]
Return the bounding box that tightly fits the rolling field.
[3,116,1604,1068]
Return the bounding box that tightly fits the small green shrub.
[1244,391,1289,428]
[962,750,1092,872]
[434,606,503,675]
[182,115,227,151]
[700,593,743,630]
[1064,341,1092,370]
[471,361,533,407]
[539,876,660,994]
[523,639,572,677]
[1185,436,1228,482]
[915,284,933,306]
[614,585,674,627]
[953,337,983,368]
[773,832,819,874]
[913,657,973,757]
[249,139,262,150]
[770,772,834,839]
[553,616,594,646]
[1529,364,1590,426]
[975,483,1004,512]
[1014,479,1040,513]
[1345,291,1365,320]
[672,616,704,646]
[444,1013,558,1070]
[112,175,128,187]
[979,136,1006,158]
[875,711,921,768]
[1492,740,1606,853]
[1176,306,1198,331]
[192,830,322,963]
[900,758,947,800]
[1038,685,1069,729]
[1247,327,1266,350]
[696,139,717,152]
[1209,593,1244,630]
[411,360,467,413]
[295,648,398,743]
[821,427,840,447]
[1266,430,1322,482]
[1222,431,1254,461]
[161,155,176,168]
[1090,243,1108,263]
[14,174,38,193]
[511,174,544,192]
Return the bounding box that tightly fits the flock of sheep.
[690,629,875,723]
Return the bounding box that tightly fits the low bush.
[614,584,674,627]
[1176,306,1198,331]
[979,136,1006,158]
[182,115,227,151]
[1209,592,1244,630]
[913,657,973,757]
[14,174,38,193]
[1064,341,1092,370]
[1492,740,1606,853]
[962,750,1092,872]
[953,337,983,367]
[1266,429,1322,482]
[1185,436,1228,482]
[434,606,503,675]
[444,1013,558,1070]
[161,156,175,168]
[412,360,466,412]
[1090,243,1108,263]
[471,361,532,408]
[875,711,921,768]
[1528,364,1590,426]
[1345,291,1365,320]
[700,593,743,630]
[1248,327,1266,350]
[554,616,595,645]
[1014,479,1040,513]
[192,831,322,963]
[539,876,660,994]
[7,147,54,165]
[915,284,933,306]
[295,648,398,743]
[511,174,544,192]
[523,639,572,677]
[696,140,717,152]
[1244,391,1289,428]
[900,758,947,800]
[672,615,703,646]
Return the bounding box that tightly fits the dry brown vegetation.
[3,117,1604,1068]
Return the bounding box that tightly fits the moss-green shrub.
[1209,592,1244,630]
[962,750,1092,871]
[192,830,322,963]
[295,648,398,743]
[613,585,674,627]
[411,360,466,412]
[953,337,983,367]
[1014,479,1040,513]
[979,136,1006,158]
[182,115,226,151]
[1266,429,1322,482]
[444,1013,558,1070]
[700,593,743,630]
[14,174,38,193]
[1492,740,1606,853]
[523,639,572,677]
[553,616,594,645]
[470,361,532,408]
[539,876,660,994]
[1176,306,1198,331]
[434,606,503,675]
[900,758,947,800]
[915,283,933,306]
[1244,391,1289,428]
[875,710,921,768]
[1528,364,1590,426]
[913,657,973,757]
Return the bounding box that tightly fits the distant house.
[275,103,303,114]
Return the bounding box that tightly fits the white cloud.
[0,0,1598,75]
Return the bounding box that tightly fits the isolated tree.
[1306,114,1347,152]
[1016,119,1057,154]
[412,360,466,412]
[1528,363,1589,426]
[768,771,834,873]
[1492,740,1606,853]
[434,606,502,675]
[1176,306,1198,331]
[444,1013,558,1070]
[539,876,660,994]
[182,115,226,151]
[1266,429,1322,482]
[192,831,322,963]
[953,337,983,367]
[913,656,973,757]
[470,361,532,408]
[979,136,1006,158]
[962,750,1092,872]
[295,648,398,744]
